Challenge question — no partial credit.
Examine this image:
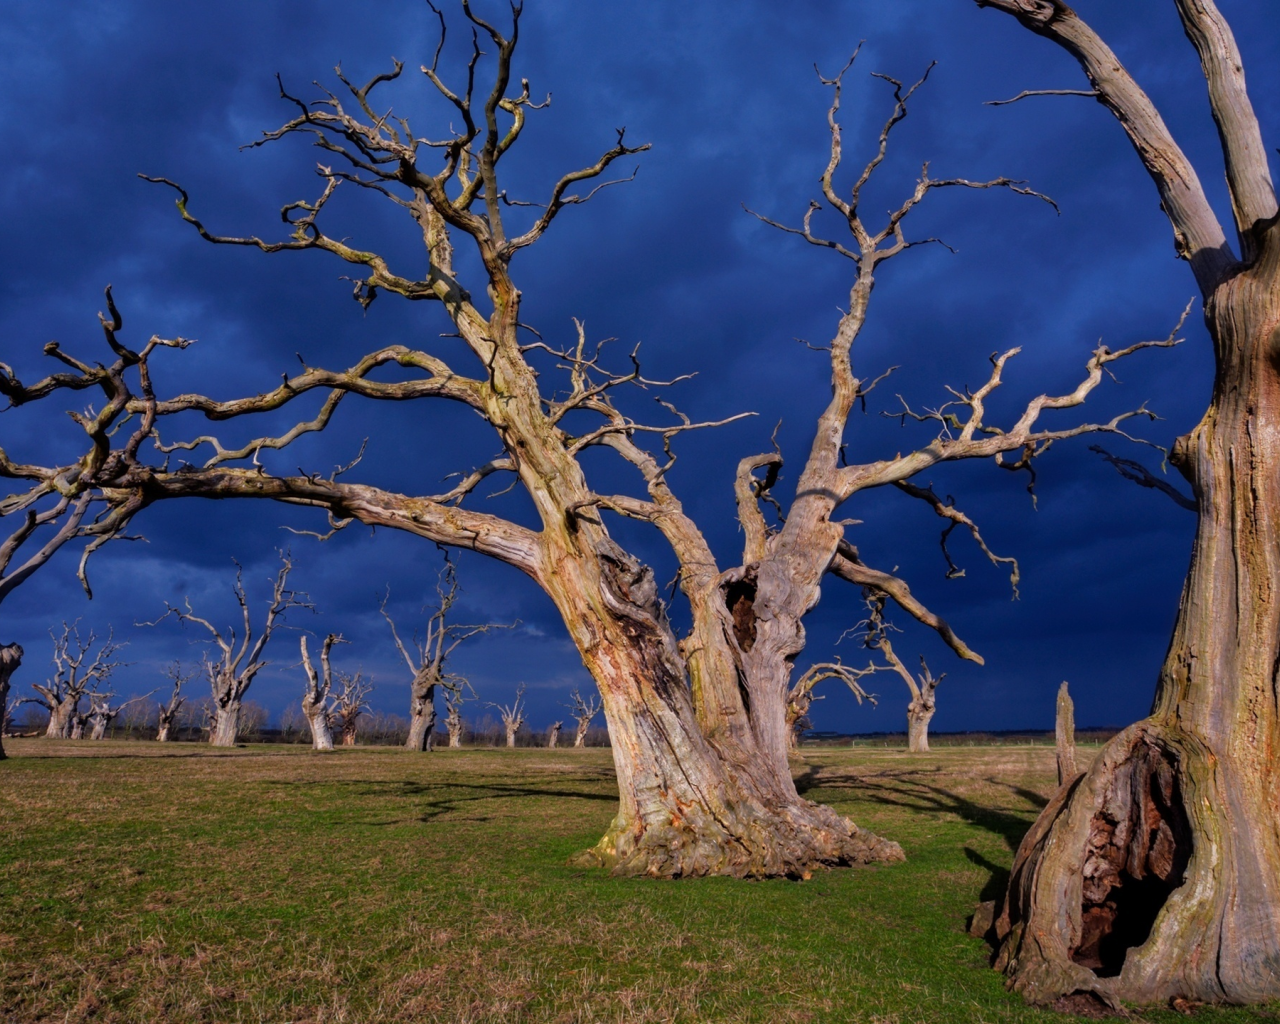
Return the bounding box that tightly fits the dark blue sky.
[2,2,1275,735]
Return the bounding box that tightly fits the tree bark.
[446,708,463,748]
[906,699,935,754]
[993,231,1280,1006]
[573,722,588,748]
[303,701,332,751]
[1056,681,1077,786]
[156,715,175,743]
[405,684,436,752]
[89,716,108,741]
[44,698,74,738]
[0,643,21,760]
[210,700,241,747]
[548,722,561,748]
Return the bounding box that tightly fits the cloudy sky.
[2,1,1275,737]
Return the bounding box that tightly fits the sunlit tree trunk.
[0,643,21,760]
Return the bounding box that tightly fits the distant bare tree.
[278,702,307,744]
[381,559,514,752]
[329,671,373,747]
[0,642,23,759]
[547,720,563,749]
[784,659,878,749]
[28,624,124,738]
[144,552,310,746]
[299,633,340,751]
[155,663,195,743]
[87,689,157,740]
[489,685,527,749]
[444,682,474,748]
[564,689,602,749]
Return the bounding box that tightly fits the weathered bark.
[42,697,74,738]
[305,702,333,750]
[299,635,336,751]
[445,705,464,748]
[1056,681,1077,786]
[906,699,935,754]
[979,0,1280,1006]
[89,715,108,740]
[155,713,176,743]
[0,642,22,760]
[547,721,562,748]
[405,684,437,751]
[209,699,241,747]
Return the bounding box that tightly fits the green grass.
[1,742,1275,1023]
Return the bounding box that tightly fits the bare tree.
[8,5,1173,876]
[564,689,602,749]
[966,0,1280,1006]
[0,642,23,759]
[329,670,372,747]
[784,659,878,750]
[855,597,944,754]
[28,624,124,738]
[144,553,310,746]
[546,720,563,749]
[444,682,473,748]
[87,689,157,740]
[488,684,527,749]
[381,559,513,751]
[299,633,340,750]
[155,663,194,742]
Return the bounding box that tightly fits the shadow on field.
[271,777,617,826]
[798,765,1041,852]
[964,847,1011,903]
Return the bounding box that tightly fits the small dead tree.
[785,659,878,749]
[87,689,157,740]
[564,689,602,749]
[329,670,372,747]
[547,720,563,748]
[29,624,124,739]
[155,663,194,742]
[144,552,310,746]
[0,642,23,759]
[489,684,527,748]
[444,682,474,748]
[854,597,944,754]
[299,633,341,750]
[381,559,513,752]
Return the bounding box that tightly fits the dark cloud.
[2,1,1274,735]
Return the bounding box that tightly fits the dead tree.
[0,642,23,759]
[29,624,124,738]
[785,659,878,750]
[87,689,157,740]
[299,634,341,750]
[856,598,944,754]
[487,684,527,749]
[144,553,310,746]
[1055,680,1077,787]
[329,670,372,746]
[547,720,563,748]
[155,663,194,742]
[443,684,472,748]
[564,689,602,749]
[7,5,1173,876]
[967,0,1280,1006]
[381,559,513,751]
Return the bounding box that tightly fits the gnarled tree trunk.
[210,698,241,747]
[446,707,464,748]
[993,233,1280,1007]
[906,698,935,754]
[156,713,176,743]
[44,698,75,738]
[406,687,436,751]
[304,699,332,750]
[547,721,562,748]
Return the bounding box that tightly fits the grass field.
[1,742,1276,1024]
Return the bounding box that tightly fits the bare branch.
[985,88,1098,105]
[1090,445,1196,512]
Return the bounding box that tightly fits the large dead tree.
[28,624,124,739]
[784,659,877,750]
[299,633,340,750]
[11,4,1174,877]
[381,559,513,751]
[145,553,309,746]
[564,689,602,749]
[964,0,1280,1007]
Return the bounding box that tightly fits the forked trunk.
[210,702,240,747]
[406,701,436,752]
[993,238,1280,1006]
[907,700,935,754]
[555,540,902,878]
[156,716,174,743]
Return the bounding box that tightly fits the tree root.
[571,796,903,879]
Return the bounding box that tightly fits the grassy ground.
[1,742,1276,1024]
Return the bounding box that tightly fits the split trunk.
[993,229,1280,1006]
[209,700,241,747]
